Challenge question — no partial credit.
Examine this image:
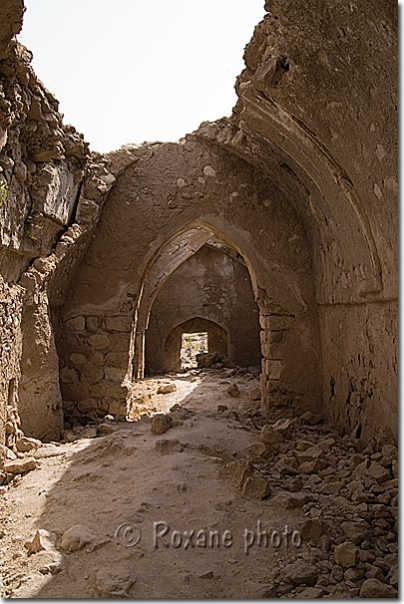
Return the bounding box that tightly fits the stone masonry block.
[105,316,133,332]
[88,334,110,350]
[259,315,294,331]
[65,316,85,331]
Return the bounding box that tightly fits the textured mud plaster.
[61,137,320,419]
[196,0,397,438]
[145,244,261,374]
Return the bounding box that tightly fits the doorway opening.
[181,332,208,369]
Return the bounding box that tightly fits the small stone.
[155,439,183,454]
[96,423,118,437]
[95,568,136,597]
[359,578,398,598]
[366,565,386,582]
[344,567,364,582]
[227,384,240,398]
[298,459,327,474]
[249,388,261,401]
[300,519,323,541]
[282,562,319,586]
[334,542,360,568]
[157,383,177,395]
[299,587,324,598]
[3,458,36,476]
[221,459,253,488]
[242,476,271,499]
[295,446,322,464]
[60,525,96,552]
[318,481,341,495]
[196,352,221,368]
[260,424,285,446]
[66,316,85,331]
[272,418,293,432]
[300,411,322,425]
[24,530,46,555]
[245,442,267,457]
[151,414,172,435]
[325,584,351,598]
[367,462,391,484]
[199,570,214,579]
[273,491,313,509]
[388,565,398,589]
[341,520,371,545]
[16,436,42,453]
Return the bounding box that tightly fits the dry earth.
[0,369,398,598]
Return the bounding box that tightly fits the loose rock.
[151,414,172,435]
[334,542,360,568]
[359,578,398,598]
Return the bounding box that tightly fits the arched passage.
[160,317,228,374]
[59,137,321,420]
[144,242,262,375]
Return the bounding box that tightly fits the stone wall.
[196,0,397,439]
[0,275,23,446]
[145,244,261,374]
[0,7,138,441]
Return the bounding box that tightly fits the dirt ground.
[0,368,398,598]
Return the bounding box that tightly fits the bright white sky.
[17,0,265,153]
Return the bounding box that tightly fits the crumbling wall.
[0,30,91,441]
[145,244,261,374]
[197,0,397,439]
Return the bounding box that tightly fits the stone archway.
[161,317,228,374]
[59,138,322,421]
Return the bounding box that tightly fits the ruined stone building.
[0,0,397,448]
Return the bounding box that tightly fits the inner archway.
[161,317,228,374]
[144,243,261,376]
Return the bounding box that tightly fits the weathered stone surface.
[151,414,172,435]
[60,524,96,552]
[157,383,177,395]
[300,519,323,541]
[359,578,398,598]
[24,530,46,555]
[245,442,267,457]
[282,562,319,586]
[367,461,391,483]
[334,542,360,567]
[88,334,110,350]
[273,491,313,509]
[196,352,222,368]
[222,459,254,488]
[3,457,36,475]
[260,424,285,446]
[155,439,183,454]
[341,521,372,545]
[242,476,271,499]
[15,436,41,453]
[227,384,240,398]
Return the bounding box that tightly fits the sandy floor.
[0,369,398,598]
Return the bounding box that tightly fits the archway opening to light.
[181,332,208,370]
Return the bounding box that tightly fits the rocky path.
[0,369,398,598]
